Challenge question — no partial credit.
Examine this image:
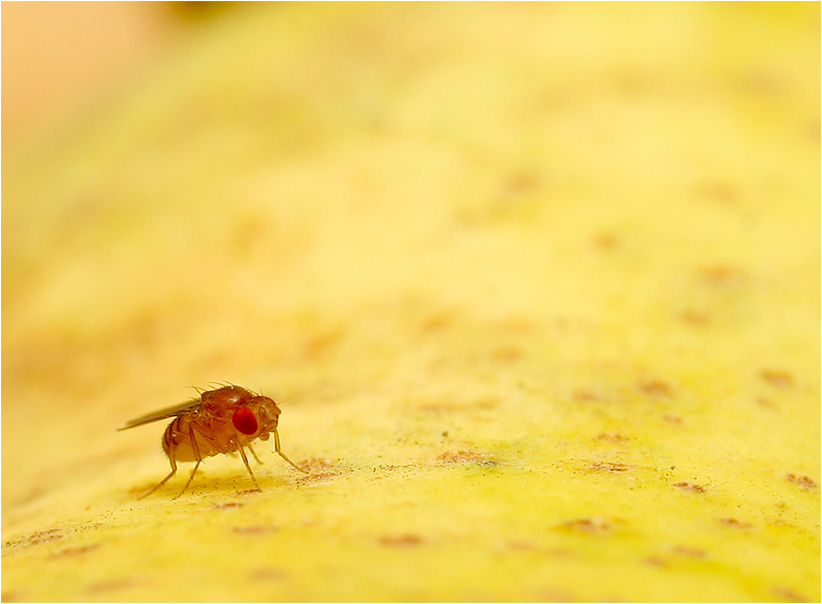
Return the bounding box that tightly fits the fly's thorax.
[200,385,255,417]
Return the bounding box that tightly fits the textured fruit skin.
[2,3,818,602]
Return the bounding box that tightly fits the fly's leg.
[139,455,177,499]
[139,421,181,499]
[174,460,201,499]
[238,446,261,491]
[248,443,263,465]
[274,428,307,472]
[174,423,203,499]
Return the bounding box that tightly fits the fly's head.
[231,395,281,440]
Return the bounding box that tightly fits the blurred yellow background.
[3,2,170,148]
[2,3,819,602]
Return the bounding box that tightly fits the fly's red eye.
[232,406,258,435]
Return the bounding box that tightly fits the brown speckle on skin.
[299,457,335,473]
[738,70,786,96]
[379,534,424,547]
[86,579,138,594]
[231,214,266,258]
[507,540,540,552]
[759,369,795,388]
[5,528,63,548]
[213,502,245,510]
[571,389,601,403]
[720,517,753,530]
[28,528,64,545]
[420,313,454,333]
[785,474,817,489]
[674,481,706,493]
[474,397,500,410]
[615,69,658,95]
[233,525,278,536]
[250,567,288,581]
[417,397,499,414]
[235,489,262,497]
[756,397,778,410]
[437,450,489,464]
[698,265,747,285]
[804,118,821,142]
[298,458,336,480]
[589,461,630,472]
[644,556,668,568]
[772,586,810,603]
[52,544,99,558]
[557,518,614,535]
[300,329,342,361]
[533,587,579,602]
[662,415,683,424]
[672,545,706,558]
[697,181,738,203]
[503,171,540,196]
[596,433,630,443]
[638,380,673,398]
[491,346,522,362]
[680,309,710,326]
[307,472,338,481]
[593,232,619,250]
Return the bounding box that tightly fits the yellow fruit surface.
[2,3,819,602]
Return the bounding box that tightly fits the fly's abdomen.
[162,416,224,462]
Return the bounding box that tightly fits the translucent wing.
[118,398,201,430]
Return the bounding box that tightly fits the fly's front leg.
[238,445,261,491]
[273,428,306,473]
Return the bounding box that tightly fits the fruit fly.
[119,384,305,498]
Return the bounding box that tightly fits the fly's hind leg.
[238,446,261,492]
[274,428,307,473]
[175,460,201,499]
[139,423,180,499]
[174,423,203,499]
[139,456,178,500]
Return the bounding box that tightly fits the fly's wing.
[118,399,200,430]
